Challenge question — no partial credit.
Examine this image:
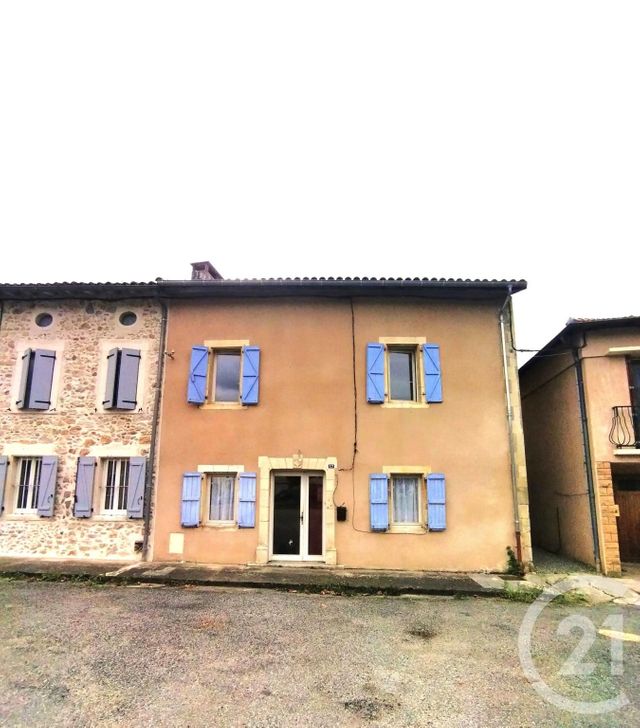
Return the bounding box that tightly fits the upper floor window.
[388,347,418,402]
[187,343,261,407]
[103,348,141,411]
[366,340,442,406]
[16,348,56,411]
[213,350,242,402]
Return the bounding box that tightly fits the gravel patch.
[0,580,638,727]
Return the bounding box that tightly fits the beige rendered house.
[520,316,640,575]
[150,262,532,572]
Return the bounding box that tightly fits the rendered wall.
[153,296,526,572]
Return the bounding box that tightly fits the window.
[103,348,141,410]
[213,350,241,402]
[118,311,137,326]
[390,474,420,524]
[101,458,129,515]
[388,347,417,401]
[16,348,56,410]
[208,474,236,522]
[15,457,42,513]
[35,312,53,328]
[187,342,261,407]
[366,341,442,406]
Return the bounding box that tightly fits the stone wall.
[595,461,622,575]
[0,299,162,560]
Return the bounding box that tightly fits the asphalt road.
[1,580,638,727]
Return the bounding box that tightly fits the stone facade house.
[520,316,640,575]
[0,283,164,560]
[150,263,532,573]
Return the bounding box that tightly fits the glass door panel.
[307,475,324,556]
[273,475,301,556]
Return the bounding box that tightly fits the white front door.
[270,472,324,561]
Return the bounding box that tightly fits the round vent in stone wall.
[35,312,53,328]
[119,311,138,326]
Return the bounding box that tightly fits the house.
[0,282,163,560]
[150,262,532,572]
[520,316,640,575]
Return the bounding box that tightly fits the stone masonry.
[0,299,162,560]
[595,461,622,575]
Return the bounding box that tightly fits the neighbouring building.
[0,283,164,560]
[150,262,532,572]
[520,316,640,575]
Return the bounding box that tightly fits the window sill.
[3,513,41,521]
[203,521,239,531]
[388,524,427,534]
[381,401,428,409]
[91,514,130,522]
[200,403,246,411]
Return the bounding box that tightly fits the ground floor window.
[102,458,129,515]
[208,474,236,523]
[15,457,42,513]
[391,475,420,524]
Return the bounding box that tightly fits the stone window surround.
[88,445,147,522]
[382,465,432,534]
[255,455,337,565]
[378,336,430,409]
[1,443,57,520]
[95,339,151,413]
[197,464,246,530]
[9,340,65,414]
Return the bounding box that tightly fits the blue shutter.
[16,349,32,409]
[238,472,257,527]
[74,457,96,518]
[366,343,385,404]
[188,346,209,404]
[103,348,119,409]
[241,347,260,405]
[28,349,56,410]
[37,456,58,517]
[116,348,141,410]
[126,457,146,519]
[0,456,8,513]
[181,473,202,527]
[369,473,389,531]
[423,343,442,403]
[427,473,446,531]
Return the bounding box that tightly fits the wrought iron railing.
[609,406,640,448]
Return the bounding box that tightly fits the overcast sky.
[1,3,638,362]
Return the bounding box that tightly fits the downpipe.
[142,299,168,561]
[499,286,523,563]
[572,344,602,571]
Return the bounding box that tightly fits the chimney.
[190,261,223,281]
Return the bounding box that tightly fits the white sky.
[1,3,638,363]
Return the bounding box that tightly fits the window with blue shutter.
[181,473,202,527]
[126,457,146,519]
[74,457,97,518]
[366,344,385,404]
[16,349,56,410]
[241,347,260,405]
[238,472,257,527]
[370,473,389,531]
[103,348,141,411]
[0,456,8,514]
[427,473,446,531]
[423,344,442,403]
[36,456,58,517]
[188,346,209,404]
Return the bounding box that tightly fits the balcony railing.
[609,406,640,448]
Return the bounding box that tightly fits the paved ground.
[1,580,638,727]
